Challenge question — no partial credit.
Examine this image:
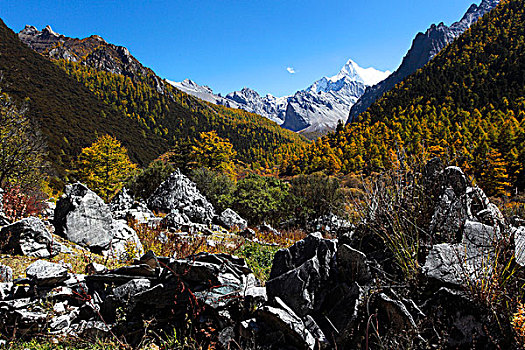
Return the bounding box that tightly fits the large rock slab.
[54,183,114,251]
[424,220,501,286]
[0,217,56,258]
[147,171,215,224]
[266,232,337,317]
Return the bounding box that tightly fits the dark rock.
[148,171,215,224]
[267,232,337,317]
[239,228,256,239]
[422,287,501,347]
[0,217,56,258]
[444,166,469,196]
[112,279,151,301]
[219,208,247,231]
[0,264,13,283]
[377,293,418,331]
[337,244,371,284]
[257,297,316,350]
[26,260,68,286]
[54,183,114,251]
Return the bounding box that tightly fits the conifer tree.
[70,135,136,201]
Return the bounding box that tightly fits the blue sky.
[2,0,477,97]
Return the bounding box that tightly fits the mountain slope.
[347,0,501,123]
[16,25,307,169]
[0,19,166,177]
[281,0,525,194]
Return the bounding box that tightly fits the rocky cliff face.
[18,25,152,81]
[347,0,501,123]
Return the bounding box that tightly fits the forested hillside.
[16,25,307,171]
[281,0,525,196]
[0,19,165,176]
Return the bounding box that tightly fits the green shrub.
[231,174,290,226]
[189,167,235,212]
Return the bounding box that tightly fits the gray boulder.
[54,183,114,251]
[110,187,154,224]
[267,232,337,317]
[0,264,13,282]
[147,171,215,224]
[219,208,247,231]
[424,220,502,286]
[161,210,191,231]
[26,260,68,286]
[0,217,56,258]
[105,220,144,260]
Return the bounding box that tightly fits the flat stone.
[26,260,68,286]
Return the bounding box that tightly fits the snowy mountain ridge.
[170,59,390,133]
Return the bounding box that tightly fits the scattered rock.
[110,187,154,224]
[148,171,215,224]
[258,222,281,236]
[219,208,247,231]
[0,264,13,283]
[0,217,57,258]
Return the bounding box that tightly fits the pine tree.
[70,135,136,201]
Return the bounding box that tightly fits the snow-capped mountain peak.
[307,59,390,94]
[336,59,391,86]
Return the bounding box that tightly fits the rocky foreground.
[0,162,524,349]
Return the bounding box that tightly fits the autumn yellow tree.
[70,135,136,201]
[190,131,237,177]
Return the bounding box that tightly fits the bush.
[289,172,346,226]
[125,159,175,200]
[2,185,46,221]
[189,167,235,213]
[231,174,290,226]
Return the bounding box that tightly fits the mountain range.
[171,60,390,136]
